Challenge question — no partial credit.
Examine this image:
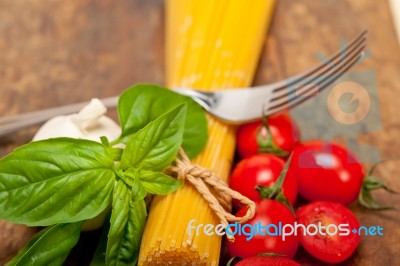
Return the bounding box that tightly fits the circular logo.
[327,81,371,124]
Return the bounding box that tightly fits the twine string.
[166,148,256,242]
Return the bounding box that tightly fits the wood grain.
[0,0,399,265]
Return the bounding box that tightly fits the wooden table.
[1,0,399,265]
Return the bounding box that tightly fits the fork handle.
[0,96,119,137]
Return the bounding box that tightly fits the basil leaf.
[131,175,147,202]
[0,138,115,226]
[110,147,123,162]
[90,214,110,266]
[106,180,147,266]
[120,104,186,171]
[6,222,83,266]
[140,170,182,195]
[118,84,208,158]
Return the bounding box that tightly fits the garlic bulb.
[32,98,121,231]
[33,98,121,142]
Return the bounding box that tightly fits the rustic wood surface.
[0,0,399,265]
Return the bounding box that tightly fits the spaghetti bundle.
[139,1,275,265]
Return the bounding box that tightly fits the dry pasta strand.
[139,1,276,265]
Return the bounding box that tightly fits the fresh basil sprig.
[117,84,207,159]
[119,103,187,171]
[106,180,147,266]
[6,222,83,266]
[0,84,208,265]
[0,138,115,226]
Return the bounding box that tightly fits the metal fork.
[0,30,367,136]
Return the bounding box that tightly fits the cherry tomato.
[291,141,364,205]
[236,113,300,158]
[227,200,299,259]
[235,256,301,266]
[296,201,360,263]
[229,154,297,207]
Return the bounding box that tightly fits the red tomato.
[236,113,300,158]
[227,200,299,259]
[291,141,364,205]
[229,154,297,207]
[296,201,361,263]
[236,256,301,266]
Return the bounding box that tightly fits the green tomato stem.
[256,155,294,213]
[257,117,288,157]
[358,160,399,210]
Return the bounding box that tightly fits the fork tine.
[266,43,366,115]
[265,43,366,115]
[267,36,366,110]
[264,30,368,95]
[270,34,366,101]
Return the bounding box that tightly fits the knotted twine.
[165,148,256,242]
